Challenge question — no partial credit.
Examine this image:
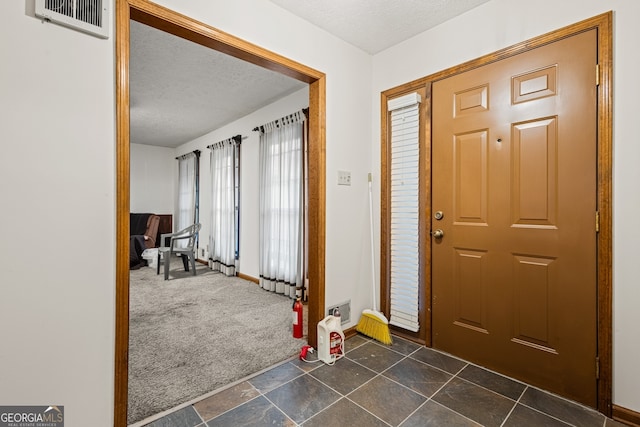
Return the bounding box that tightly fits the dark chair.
[157,223,201,280]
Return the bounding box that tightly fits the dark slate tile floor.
[139,335,627,427]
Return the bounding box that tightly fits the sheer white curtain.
[177,152,198,248]
[209,137,238,276]
[258,110,306,298]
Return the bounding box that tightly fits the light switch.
[337,170,351,186]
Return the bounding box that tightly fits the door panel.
[512,118,557,226]
[512,254,557,351]
[453,248,488,333]
[432,29,597,406]
[454,131,488,223]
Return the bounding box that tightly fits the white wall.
[372,0,640,413]
[130,143,175,215]
[0,1,115,425]
[176,88,309,278]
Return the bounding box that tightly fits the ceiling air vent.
[35,0,110,39]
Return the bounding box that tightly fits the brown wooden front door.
[431,29,598,406]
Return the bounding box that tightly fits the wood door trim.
[115,1,326,425]
[595,11,614,418]
[380,11,613,416]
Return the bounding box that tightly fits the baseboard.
[343,326,358,339]
[613,405,640,426]
[236,272,259,284]
[197,263,259,285]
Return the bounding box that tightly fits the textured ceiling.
[130,0,491,148]
[130,21,306,147]
[268,0,490,54]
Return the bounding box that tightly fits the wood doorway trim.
[114,1,326,425]
[380,12,613,416]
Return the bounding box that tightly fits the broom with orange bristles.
[356,173,392,345]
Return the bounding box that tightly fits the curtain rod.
[175,149,201,160]
[206,134,244,149]
[253,107,309,133]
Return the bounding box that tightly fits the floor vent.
[36,0,109,39]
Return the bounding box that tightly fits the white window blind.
[388,92,421,332]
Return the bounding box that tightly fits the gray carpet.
[128,258,306,425]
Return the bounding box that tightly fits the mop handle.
[368,173,377,311]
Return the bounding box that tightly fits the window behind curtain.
[258,109,307,298]
[177,151,200,247]
[209,137,239,276]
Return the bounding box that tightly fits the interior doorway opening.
[114,1,327,426]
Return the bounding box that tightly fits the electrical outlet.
[337,170,351,186]
[327,300,351,324]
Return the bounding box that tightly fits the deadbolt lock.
[434,211,444,220]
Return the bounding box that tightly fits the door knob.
[432,229,444,239]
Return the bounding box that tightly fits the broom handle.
[368,173,377,311]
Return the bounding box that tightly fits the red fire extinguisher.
[293,297,303,338]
